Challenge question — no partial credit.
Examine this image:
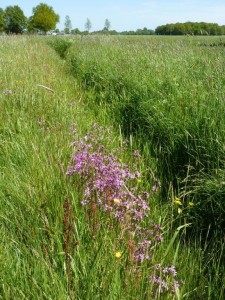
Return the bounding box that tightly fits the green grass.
[0,35,224,299]
[50,35,225,236]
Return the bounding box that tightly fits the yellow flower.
[114,198,121,205]
[188,202,194,207]
[137,179,142,183]
[115,251,122,258]
[174,197,182,206]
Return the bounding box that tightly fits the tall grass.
[49,35,225,236]
[0,35,224,299]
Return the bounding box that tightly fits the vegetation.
[155,22,225,35]
[3,5,27,34]
[59,35,225,238]
[1,33,225,300]
[120,27,155,35]
[85,18,92,33]
[64,15,72,34]
[103,18,111,31]
[0,8,4,32]
[29,3,59,34]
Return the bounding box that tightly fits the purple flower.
[156,235,163,242]
[81,199,89,206]
[173,280,180,291]
[66,123,172,269]
[161,280,168,290]
[151,275,161,284]
[135,253,145,263]
[84,187,90,196]
[168,265,177,276]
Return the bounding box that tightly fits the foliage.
[0,8,4,32]
[91,27,155,36]
[30,3,59,33]
[85,18,92,32]
[120,27,155,35]
[4,5,27,34]
[71,27,81,35]
[64,15,72,34]
[103,18,111,31]
[155,22,224,35]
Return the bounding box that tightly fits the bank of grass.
[0,35,224,299]
[51,35,225,236]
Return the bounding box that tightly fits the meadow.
[0,35,225,299]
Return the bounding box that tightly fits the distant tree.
[71,28,81,35]
[221,25,225,35]
[173,23,186,35]
[155,25,166,35]
[0,8,4,32]
[135,27,155,35]
[30,3,59,34]
[81,30,89,35]
[64,15,72,34]
[185,22,193,35]
[64,27,69,34]
[4,5,27,34]
[103,18,111,31]
[85,18,92,32]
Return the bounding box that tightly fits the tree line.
[0,3,225,35]
[155,22,225,35]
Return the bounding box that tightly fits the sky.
[1,1,225,31]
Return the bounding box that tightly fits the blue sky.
[1,1,225,31]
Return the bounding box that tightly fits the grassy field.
[0,35,225,299]
[60,35,225,235]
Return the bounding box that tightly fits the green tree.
[30,3,59,34]
[220,25,225,35]
[4,5,27,34]
[155,25,166,35]
[64,15,72,34]
[103,18,111,31]
[0,8,4,32]
[85,18,92,32]
[71,28,81,35]
[27,16,38,33]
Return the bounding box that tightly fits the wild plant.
[66,123,182,297]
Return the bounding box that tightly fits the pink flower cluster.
[66,124,182,294]
[66,124,163,263]
[151,264,183,294]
